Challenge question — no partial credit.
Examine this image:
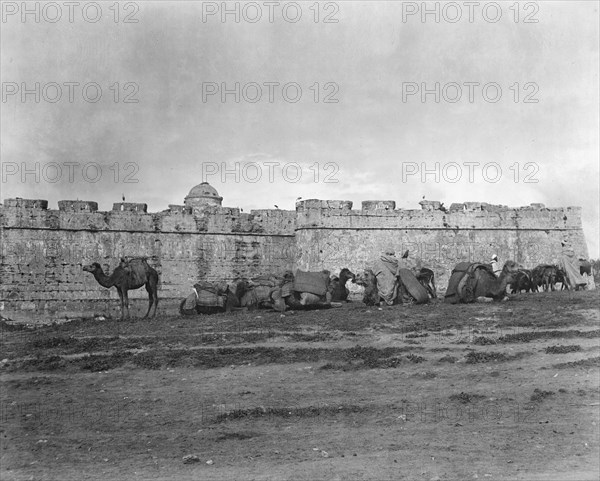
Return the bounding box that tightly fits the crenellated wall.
[0,198,296,322]
[294,199,588,295]
[0,195,589,323]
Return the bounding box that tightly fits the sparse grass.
[499,329,600,343]
[438,355,458,363]
[449,392,487,404]
[472,336,497,345]
[530,389,555,402]
[465,351,531,364]
[545,345,582,354]
[552,356,600,369]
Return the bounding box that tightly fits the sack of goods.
[444,262,493,304]
[192,281,227,307]
[397,268,429,304]
[293,270,330,296]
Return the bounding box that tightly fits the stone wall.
[0,196,589,323]
[294,200,588,294]
[0,199,296,322]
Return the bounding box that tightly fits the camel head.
[232,278,253,300]
[500,260,521,283]
[502,260,521,272]
[353,269,376,287]
[83,262,103,274]
[353,269,380,306]
[339,268,356,283]
[281,270,295,284]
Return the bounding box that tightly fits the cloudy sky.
[1,1,598,256]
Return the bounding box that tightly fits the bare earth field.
[1,290,599,481]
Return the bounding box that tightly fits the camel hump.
[120,256,149,266]
[120,257,152,273]
[119,257,153,286]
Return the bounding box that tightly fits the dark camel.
[329,268,356,302]
[509,269,533,294]
[470,260,519,301]
[531,264,566,292]
[83,258,159,320]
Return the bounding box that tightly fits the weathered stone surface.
[296,199,353,211]
[58,200,98,212]
[294,202,588,296]
[168,205,191,214]
[0,195,589,323]
[448,203,465,212]
[112,202,147,213]
[419,200,441,211]
[362,201,396,211]
[5,198,48,209]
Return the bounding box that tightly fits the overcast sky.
[1,1,598,256]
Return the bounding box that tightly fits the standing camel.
[83,258,159,320]
[509,269,533,294]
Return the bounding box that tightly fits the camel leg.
[117,289,125,321]
[142,283,153,319]
[123,290,131,319]
[152,288,158,317]
[149,276,159,318]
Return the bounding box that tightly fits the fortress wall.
[294,203,588,293]
[0,197,589,323]
[0,202,295,322]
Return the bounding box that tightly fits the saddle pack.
[444,262,494,304]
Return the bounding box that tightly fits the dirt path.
[1,290,599,480]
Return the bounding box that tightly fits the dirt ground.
[1,290,599,481]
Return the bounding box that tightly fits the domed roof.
[186,182,222,200]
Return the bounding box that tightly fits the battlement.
[1,198,296,235]
[0,196,584,236]
[295,199,353,211]
[59,200,98,212]
[112,202,147,213]
[4,198,48,209]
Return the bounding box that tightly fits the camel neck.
[495,273,510,294]
[94,270,115,288]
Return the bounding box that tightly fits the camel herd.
[82,256,592,320]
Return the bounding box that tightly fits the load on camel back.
[180,269,347,315]
[355,250,430,306]
[444,260,520,303]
